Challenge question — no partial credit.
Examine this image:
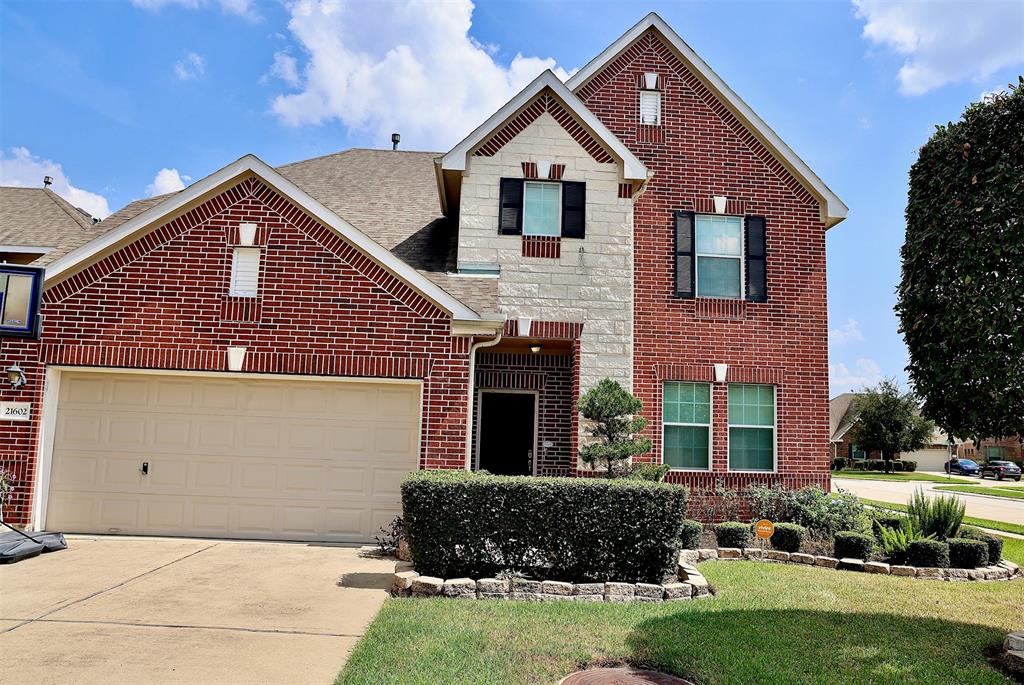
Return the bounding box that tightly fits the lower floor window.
[728,383,775,471]
[663,381,710,470]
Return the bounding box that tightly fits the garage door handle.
[141,462,149,475]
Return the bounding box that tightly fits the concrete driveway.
[0,536,396,684]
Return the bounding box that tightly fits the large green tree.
[848,380,935,472]
[896,79,1024,446]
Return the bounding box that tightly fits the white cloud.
[146,168,189,197]
[174,52,206,81]
[267,51,300,87]
[131,0,258,20]
[853,0,1024,95]
[829,318,865,346]
[0,147,110,219]
[269,0,574,149]
[830,358,883,393]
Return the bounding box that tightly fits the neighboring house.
[0,185,96,264]
[1,14,846,541]
[957,436,1023,465]
[830,392,955,471]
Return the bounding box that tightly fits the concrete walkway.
[834,477,1024,527]
[0,536,395,685]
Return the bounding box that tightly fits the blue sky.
[2,0,1022,396]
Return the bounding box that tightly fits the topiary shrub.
[834,531,873,559]
[770,522,805,553]
[401,470,689,583]
[627,462,671,482]
[679,519,703,550]
[947,537,989,569]
[714,521,752,549]
[908,539,950,568]
[959,526,1002,563]
[901,460,917,472]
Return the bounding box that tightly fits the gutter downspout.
[465,330,503,470]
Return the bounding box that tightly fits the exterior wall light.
[529,345,543,354]
[6,364,27,389]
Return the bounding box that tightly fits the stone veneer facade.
[457,104,635,393]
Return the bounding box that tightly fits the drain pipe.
[465,329,503,470]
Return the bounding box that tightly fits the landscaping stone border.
[679,548,1023,582]
[390,562,717,602]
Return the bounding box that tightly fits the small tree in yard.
[577,378,652,477]
[848,379,935,473]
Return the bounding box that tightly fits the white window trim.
[229,246,261,298]
[727,383,778,474]
[522,181,562,237]
[661,381,712,472]
[639,90,661,126]
[695,214,745,300]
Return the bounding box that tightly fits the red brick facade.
[0,177,473,525]
[577,29,831,491]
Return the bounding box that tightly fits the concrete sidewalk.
[0,536,395,684]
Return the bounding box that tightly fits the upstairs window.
[523,182,561,236]
[230,247,261,297]
[640,91,661,125]
[674,212,767,301]
[696,215,743,298]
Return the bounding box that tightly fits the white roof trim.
[44,154,483,321]
[441,70,648,181]
[567,13,848,227]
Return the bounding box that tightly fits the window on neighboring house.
[728,384,776,471]
[663,382,711,470]
[850,444,866,460]
[230,247,261,297]
[985,446,1006,460]
[640,90,661,125]
[522,181,561,236]
[696,214,743,298]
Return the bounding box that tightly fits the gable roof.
[567,13,848,228]
[0,186,98,264]
[441,70,649,181]
[829,393,859,441]
[43,154,488,323]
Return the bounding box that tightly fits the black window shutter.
[498,178,524,235]
[561,181,586,238]
[674,211,696,298]
[745,215,767,302]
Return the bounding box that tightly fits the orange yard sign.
[754,519,775,539]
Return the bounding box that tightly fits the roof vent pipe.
[43,176,53,188]
[391,132,400,150]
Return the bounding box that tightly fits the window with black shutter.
[745,215,767,302]
[561,181,586,239]
[498,177,524,235]
[674,211,696,298]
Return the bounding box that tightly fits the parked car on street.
[944,458,981,476]
[980,460,1022,481]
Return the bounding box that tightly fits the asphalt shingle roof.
[0,187,98,265]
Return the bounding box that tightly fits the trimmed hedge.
[948,537,989,569]
[871,511,906,540]
[770,522,805,553]
[714,521,752,549]
[960,526,1003,563]
[908,539,950,568]
[900,460,918,472]
[834,531,874,560]
[679,519,703,550]
[830,457,847,471]
[866,459,885,471]
[401,470,689,583]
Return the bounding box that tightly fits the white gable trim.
[43,154,484,321]
[567,13,848,227]
[441,70,649,181]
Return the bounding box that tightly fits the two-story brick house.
[1,13,845,541]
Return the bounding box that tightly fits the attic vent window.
[230,247,261,297]
[640,90,661,125]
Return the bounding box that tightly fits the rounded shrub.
[947,537,989,569]
[714,521,752,549]
[834,531,873,560]
[679,519,703,550]
[901,460,917,473]
[890,461,904,472]
[831,457,847,471]
[870,512,905,540]
[959,526,1002,563]
[770,522,805,553]
[907,539,950,568]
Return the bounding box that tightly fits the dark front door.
[478,392,535,476]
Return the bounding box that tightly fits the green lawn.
[860,498,1024,537]
[834,470,975,484]
[934,485,1024,501]
[337,563,1022,685]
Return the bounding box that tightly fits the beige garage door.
[45,372,420,542]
